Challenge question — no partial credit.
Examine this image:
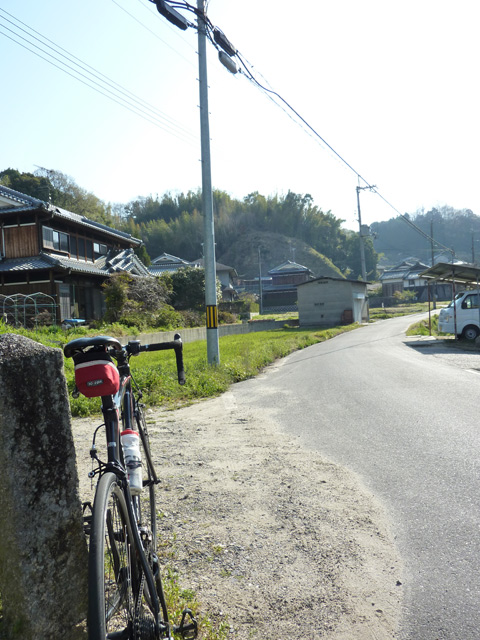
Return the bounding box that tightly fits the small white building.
[297,277,369,327]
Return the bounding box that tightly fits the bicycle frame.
[100,360,133,472]
[98,363,165,632]
[64,333,196,639]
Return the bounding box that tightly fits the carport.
[420,261,480,338]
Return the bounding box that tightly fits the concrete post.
[0,334,87,639]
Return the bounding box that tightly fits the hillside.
[218,231,344,279]
[371,207,480,267]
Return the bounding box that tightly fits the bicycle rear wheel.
[88,472,136,640]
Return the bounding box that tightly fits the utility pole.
[258,248,263,314]
[154,0,238,364]
[197,0,220,364]
[356,184,375,282]
[430,217,437,309]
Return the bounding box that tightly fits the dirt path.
[73,391,403,639]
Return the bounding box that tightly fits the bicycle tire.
[88,472,136,640]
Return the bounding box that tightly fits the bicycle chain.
[134,569,157,640]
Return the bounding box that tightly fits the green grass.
[67,325,358,417]
[369,302,430,319]
[161,568,229,640]
[406,313,445,337]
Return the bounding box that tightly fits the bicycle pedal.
[174,608,198,639]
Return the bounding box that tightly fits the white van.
[438,291,480,340]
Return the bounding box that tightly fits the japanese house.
[0,185,149,322]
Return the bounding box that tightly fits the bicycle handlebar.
[126,333,185,385]
[64,333,186,386]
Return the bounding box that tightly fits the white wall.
[298,279,368,327]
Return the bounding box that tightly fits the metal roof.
[420,261,480,284]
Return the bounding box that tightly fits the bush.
[178,310,203,328]
[218,311,237,325]
[103,273,172,327]
[155,305,182,329]
[393,289,417,303]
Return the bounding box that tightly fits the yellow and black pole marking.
[206,305,218,329]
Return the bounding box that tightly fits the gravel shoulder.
[73,387,403,639]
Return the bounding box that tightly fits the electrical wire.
[111,0,196,65]
[0,8,198,147]
[229,49,454,255]
[0,1,457,256]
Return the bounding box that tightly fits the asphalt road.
[228,315,480,640]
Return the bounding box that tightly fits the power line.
[229,49,454,255]
[0,8,198,147]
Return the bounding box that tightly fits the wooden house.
[0,185,149,323]
[262,260,313,311]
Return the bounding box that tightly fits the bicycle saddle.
[63,336,122,358]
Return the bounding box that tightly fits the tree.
[0,168,51,201]
[103,273,171,326]
[166,267,221,312]
[0,167,114,226]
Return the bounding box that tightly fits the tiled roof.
[0,185,142,246]
[192,258,236,274]
[268,260,311,275]
[52,206,142,245]
[151,252,190,266]
[149,265,183,274]
[106,249,151,276]
[0,249,150,277]
[45,253,107,276]
[0,256,53,272]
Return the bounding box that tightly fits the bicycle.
[64,333,197,640]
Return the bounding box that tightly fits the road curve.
[229,315,480,640]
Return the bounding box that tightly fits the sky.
[1,0,479,233]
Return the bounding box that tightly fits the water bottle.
[121,429,142,495]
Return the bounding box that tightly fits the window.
[42,226,54,249]
[59,232,69,252]
[42,226,69,252]
[93,242,107,259]
[86,241,93,261]
[70,236,77,258]
[78,237,86,259]
[462,294,479,309]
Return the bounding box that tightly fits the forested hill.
[219,231,343,280]
[372,206,480,266]
[122,190,376,279]
[4,168,480,277]
[0,168,378,280]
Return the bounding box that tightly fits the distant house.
[379,258,429,297]
[379,257,453,301]
[149,253,239,301]
[0,185,148,322]
[148,253,191,276]
[191,258,238,301]
[262,260,313,311]
[297,277,369,327]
